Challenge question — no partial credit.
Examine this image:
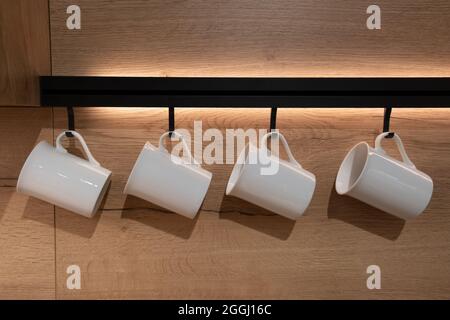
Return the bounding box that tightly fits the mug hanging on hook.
[335,131,433,220]
[123,130,213,219]
[17,127,112,218]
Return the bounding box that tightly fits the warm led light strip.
[40,76,450,107]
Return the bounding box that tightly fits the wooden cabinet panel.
[0,0,50,106]
[0,121,55,299]
[0,187,55,299]
[49,0,450,76]
[53,108,450,299]
[0,107,53,179]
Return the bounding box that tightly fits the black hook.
[65,106,75,137]
[270,107,278,132]
[383,107,394,139]
[168,107,175,138]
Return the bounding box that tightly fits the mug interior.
[335,142,369,195]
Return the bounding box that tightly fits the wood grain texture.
[1,0,450,299]
[0,107,53,179]
[52,108,450,299]
[0,0,51,106]
[0,124,55,299]
[49,0,450,77]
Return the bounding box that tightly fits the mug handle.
[158,131,200,166]
[374,132,416,169]
[55,130,101,167]
[261,131,302,168]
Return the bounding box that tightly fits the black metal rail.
[40,76,450,107]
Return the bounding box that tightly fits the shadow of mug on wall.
[327,186,405,241]
[219,194,296,241]
[121,194,198,240]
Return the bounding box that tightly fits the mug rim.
[225,142,252,195]
[17,140,52,193]
[89,170,112,217]
[123,142,154,195]
[335,141,370,195]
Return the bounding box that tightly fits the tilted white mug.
[17,130,112,218]
[335,132,433,220]
[226,131,316,220]
[124,131,212,219]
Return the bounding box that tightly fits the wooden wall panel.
[0,108,53,178]
[0,108,55,299]
[0,0,50,106]
[49,0,450,76]
[0,188,55,299]
[53,108,450,299]
[0,0,449,300]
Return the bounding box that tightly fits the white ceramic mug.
[17,130,112,218]
[226,131,316,220]
[335,132,433,220]
[124,131,212,219]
